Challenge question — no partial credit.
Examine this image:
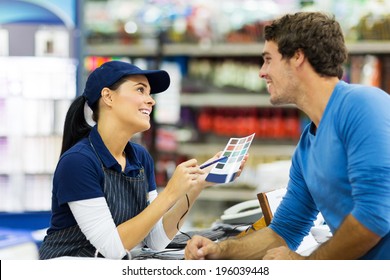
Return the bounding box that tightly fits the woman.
[39,60,241,259]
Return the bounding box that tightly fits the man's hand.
[184,235,221,260]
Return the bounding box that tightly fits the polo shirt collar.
[89,125,142,173]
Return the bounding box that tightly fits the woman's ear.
[101,88,113,106]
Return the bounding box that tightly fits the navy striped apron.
[39,139,148,259]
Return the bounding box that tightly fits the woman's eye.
[137,87,145,93]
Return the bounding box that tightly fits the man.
[185,11,390,260]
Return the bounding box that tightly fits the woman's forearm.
[162,187,202,239]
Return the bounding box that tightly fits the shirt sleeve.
[68,197,128,259]
[338,88,390,236]
[69,190,172,258]
[55,152,104,205]
[269,148,319,250]
[142,190,172,251]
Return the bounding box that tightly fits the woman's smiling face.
[110,75,156,132]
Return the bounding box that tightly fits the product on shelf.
[196,107,301,140]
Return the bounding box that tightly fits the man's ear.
[294,48,305,66]
[101,88,113,106]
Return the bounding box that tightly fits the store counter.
[0,228,39,259]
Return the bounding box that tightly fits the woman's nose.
[147,95,155,105]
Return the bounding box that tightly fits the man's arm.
[185,227,287,260]
[307,214,381,259]
[264,214,381,260]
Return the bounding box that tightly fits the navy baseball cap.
[83,60,170,108]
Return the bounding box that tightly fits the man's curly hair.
[264,12,348,79]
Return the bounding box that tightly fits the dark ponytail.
[60,95,92,156]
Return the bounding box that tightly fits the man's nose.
[259,68,266,79]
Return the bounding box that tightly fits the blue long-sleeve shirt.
[269,81,390,259]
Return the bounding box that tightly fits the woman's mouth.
[139,109,151,116]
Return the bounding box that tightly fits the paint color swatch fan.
[205,133,255,184]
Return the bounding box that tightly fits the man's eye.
[263,57,271,66]
[259,57,265,67]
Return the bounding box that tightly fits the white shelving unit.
[0,1,80,212]
[180,93,273,107]
[86,41,390,57]
[0,57,77,212]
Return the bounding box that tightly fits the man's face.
[259,41,297,106]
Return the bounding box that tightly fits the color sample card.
[205,133,255,184]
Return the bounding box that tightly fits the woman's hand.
[233,153,249,180]
[165,159,205,202]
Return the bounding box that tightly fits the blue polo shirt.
[47,125,156,234]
